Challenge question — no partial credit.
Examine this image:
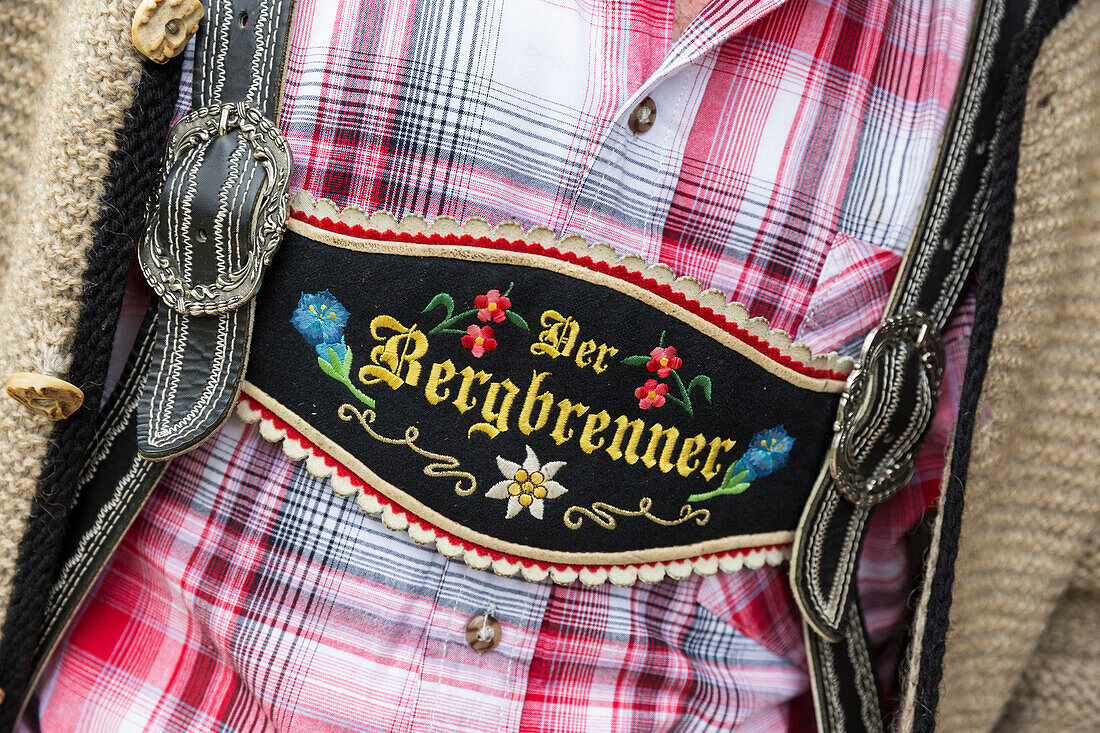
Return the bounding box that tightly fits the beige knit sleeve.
[0,0,145,629]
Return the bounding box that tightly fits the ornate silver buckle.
[138,102,292,316]
[829,311,946,508]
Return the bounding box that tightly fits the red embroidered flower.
[475,289,511,323]
[647,346,682,378]
[635,379,668,409]
[462,325,497,357]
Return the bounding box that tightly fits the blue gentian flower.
[737,426,795,481]
[315,339,348,362]
[291,290,349,346]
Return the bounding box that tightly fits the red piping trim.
[290,211,850,382]
[241,392,789,574]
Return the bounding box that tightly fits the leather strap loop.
[804,597,885,733]
[193,0,294,119]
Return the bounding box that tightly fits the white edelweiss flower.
[485,445,567,519]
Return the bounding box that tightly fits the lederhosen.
[0,0,1079,729]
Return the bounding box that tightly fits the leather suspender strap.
[137,0,296,459]
[790,0,1033,728]
[22,308,168,720]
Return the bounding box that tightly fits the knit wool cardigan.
[924,0,1100,728]
[0,0,1096,728]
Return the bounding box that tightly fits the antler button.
[6,373,84,421]
[132,0,203,64]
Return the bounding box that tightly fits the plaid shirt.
[26,0,974,729]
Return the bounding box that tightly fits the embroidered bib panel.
[239,195,852,585]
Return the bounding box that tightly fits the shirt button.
[5,373,84,420]
[465,613,501,652]
[132,0,204,64]
[628,97,657,134]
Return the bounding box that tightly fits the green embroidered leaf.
[668,370,692,416]
[621,355,650,365]
[341,345,354,377]
[317,354,341,381]
[688,374,713,404]
[505,309,530,330]
[323,347,352,380]
[686,466,753,501]
[422,292,455,321]
[666,394,692,417]
[659,330,666,347]
[720,469,750,489]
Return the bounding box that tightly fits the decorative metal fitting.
[138,102,292,317]
[829,311,946,508]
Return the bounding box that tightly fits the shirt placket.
[565,0,794,259]
[406,563,550,733]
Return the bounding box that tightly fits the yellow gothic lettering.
[676,433,708,477]
[700,437,738,481]
[424,360,457,404]
[579,410,612,453]
[370,326,742,485]
[453,366,491,413]
[592,343,619,374]
[469,379,521,439]
[574,340,598,368]
[359,315,429,390]
[530,310,579,359]
[549,398,589,445]
[518,370,555,435]
[607,415,646,464]
[641,424,680,473]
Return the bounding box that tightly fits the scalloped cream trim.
[290,191,854,377]
[237,397,789,587]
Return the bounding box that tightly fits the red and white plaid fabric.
[26,0,975,729]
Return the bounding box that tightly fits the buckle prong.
[218,104,232,135]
